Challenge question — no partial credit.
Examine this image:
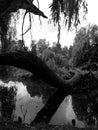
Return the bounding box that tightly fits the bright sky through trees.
[17,0,98,48]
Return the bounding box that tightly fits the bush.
[0,85,17,119]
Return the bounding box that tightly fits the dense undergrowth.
[1,122,98,130]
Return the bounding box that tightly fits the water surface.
[0,80,85,127]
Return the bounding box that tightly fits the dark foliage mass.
[72,73,98,124]
[0,85,17,119]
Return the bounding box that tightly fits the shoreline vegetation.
[0,121,98,130]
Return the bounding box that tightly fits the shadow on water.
[0,80,85,128]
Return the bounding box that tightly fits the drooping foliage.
[50,0,88,29]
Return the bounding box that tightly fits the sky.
[17,0,98,48]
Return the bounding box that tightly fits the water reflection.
[0,80,85,127]
[15,95,44,123]
[50,95,85,128]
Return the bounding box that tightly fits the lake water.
[0,80,85,128]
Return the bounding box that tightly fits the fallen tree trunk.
[0,51,86,91]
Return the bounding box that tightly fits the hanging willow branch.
[21,11,33,42]
[57,20,61,44]
[50,0,88,29]
[21,10,28,42]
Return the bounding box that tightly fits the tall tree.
[71,24,98,67]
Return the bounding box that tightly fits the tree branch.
[0,0,48,18]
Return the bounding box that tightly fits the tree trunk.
[32,88,69,124]
[0,51,85,90]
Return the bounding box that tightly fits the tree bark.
[0,51,85,91]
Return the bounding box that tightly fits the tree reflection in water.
[0,80,85,127]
